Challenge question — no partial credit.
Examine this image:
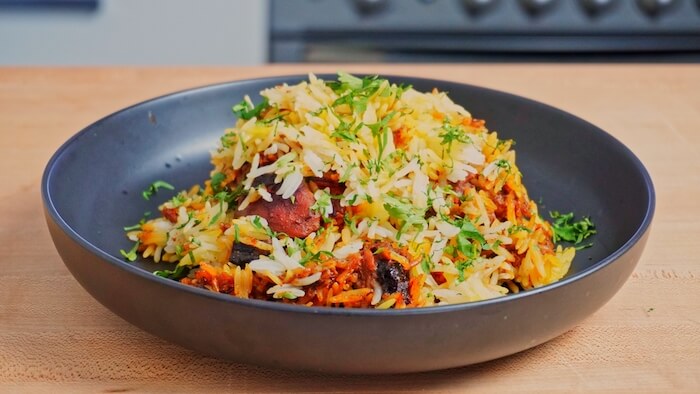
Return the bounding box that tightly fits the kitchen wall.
[0,0,268,65]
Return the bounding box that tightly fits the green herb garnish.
[210,172,226,192]
[310,189,333,215]
[339,163,357,183]
[207,191,229,226]
[508,225,532,234]
[331,119,363,142]
[439,122,471,154]
[142,180,174,200]
[329,73,385,114]
[382,193,427,238]
[281,292,299,300]
[420,255,433,274]
[123,224,141,232]
[453,218,486,258]
[343,212,359,235]
[233,224,240,243]
[257,112,286,125]
[251,215,276,237]
[174,212,192,230]
[233,97,269,120]
[549,211,596,245]
[495,159,511,171]
[123,220,144,232]
[456,260,473,282]
[169,193,188,207]
[299,250,335,266]
[119,241,140,262]
[251,215,264,230]
[154,264,190,280]
[366,111,397,174]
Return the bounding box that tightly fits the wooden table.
[1,65,698,393]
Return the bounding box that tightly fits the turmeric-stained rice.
[124,73,575,308]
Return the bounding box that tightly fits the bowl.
[42,74,654,374]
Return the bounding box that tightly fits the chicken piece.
[238,178,320,238]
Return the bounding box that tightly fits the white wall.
[0,0,268,65]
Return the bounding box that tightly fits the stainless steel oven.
[270,0,700,62]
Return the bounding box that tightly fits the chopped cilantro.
[232,96,269,120]
[395,83,412,98]
[339,163,357,183]
[154,264,190,280]
[327,72,372,94]
[328,73,409,112]
[210,172,226,192]
[142,180,174,200]
[208,193,228,226]
[454,218,486,257]
[233,224,240,243]
[343,213,359,235]
[281,292,298,300]
[220,131,237,148]
[329,73,384,114]
[439,122,471,153]
[123,213,148,232]
[209,184,246,209]
[420,255,433,274]
[447,217,501,263]
[495,159,511,171]
[331,119,362,142]
[169,193,188,207]
[483,239,501,251]
[456,260,473,282]
[257,112,286,125]
[337,72,364,90]
[299,251,334,265]
[309,107,327,117]
[382,193,427,238]
[122,223,141,231]
[175,212,193,229]
[346,194,359,206]
[495,138,515,149]
[251,215,276,237]
[549,211,596,245]
[119,241,140,262]
[229,184,248,204]
[311,189,333,216]
[366,111,396,174]
[508,225,532,234]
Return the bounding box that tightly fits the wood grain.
[1,65,698,393]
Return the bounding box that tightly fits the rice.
[126,72,576,308]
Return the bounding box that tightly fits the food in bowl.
[123,73,593,308]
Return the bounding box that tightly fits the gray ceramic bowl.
[42,75,654,374]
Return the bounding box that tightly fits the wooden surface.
[1,65,699,393]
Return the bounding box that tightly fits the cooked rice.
[126,73,575,308]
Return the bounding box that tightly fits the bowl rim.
[41,73,656,317]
